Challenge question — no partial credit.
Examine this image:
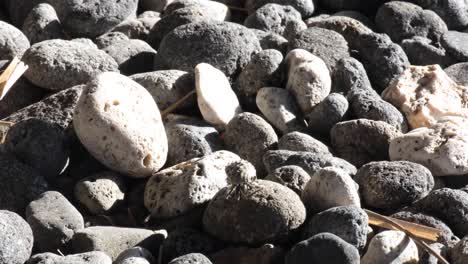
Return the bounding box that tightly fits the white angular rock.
[389,118,468,176]
[382,64,468,129]
[73,72,168,178]
[362,230,419,264]
[195,63,242,127]
[144,150,241,218]
[285,49,332,114]
[301,166,360,213]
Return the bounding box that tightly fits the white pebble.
[362,230,419,264]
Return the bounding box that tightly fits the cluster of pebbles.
[1,0,468,263]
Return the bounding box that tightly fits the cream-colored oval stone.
[73,72,168,178]
[362,230,419,264]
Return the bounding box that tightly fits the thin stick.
[161,90,196,117]
[365,209,449,264]
[0,57,28,100]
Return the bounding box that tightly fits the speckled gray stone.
[245,0,315,18]
[244,4,302,36]
[102,39,156,75]
[401,37,456,68]
[278,131,330,155]
[408,0,468,29]
[22,3,65,44]
[450,235,468,264]
[441,30,468,61]
[0,20,30,60]
[0,210,33,264]
[169,253,212,264]
[94,32,130,49]
[445,62,468,86]
[306,93,348,136]
[27,251,112,264]
[265,165,310,195]
[251,29,288,54]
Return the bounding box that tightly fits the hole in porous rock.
[143,154,152,167]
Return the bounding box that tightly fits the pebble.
[332,11,374,29]
[27,251,112,264]
[144,151,241,218]
[441,30,468,61]
[168,253,212,264]
[306,16,372,44]
[265,165,310,195]
[287,27,350,70]
[72,226,166,260]
[389,118,468,176]
[278,131,331,155]
[401,36,456,68]
[164,0,230,22]
[251,29,288,54]
[203,179,306,244]
[155,21,261,79]
[130,70,194,112]
[421,243,448,264]
[95,32,130,49]
[0,21,30,60]
[450,235,468,264]
[209,244,285,264]
[244,4,302,36]
[74,171,126,215]
[331,119,402,167]
[361,230,419,264]
[355,161,434,209]
[285,233,360,264]
[285,49,332,114]
[382,64,468,129]
[256,87,305,134]
[244,0,315,18]
[114,247,155,264]
[0,210,33,264]
[223,113,278,177]
[22,39,118,91]
[303,206,368,250]
[195,63,242,127]
[306,93,349,136]
[445,62,468,86]
[26,191,84,252]
[375,1,448,43]
[73,72,168,178]
[225,160,257,185]
[21,3,65,44]
[282,19,308,41]
[301,167,361,213]
[164,115,223,166]
[102,38,156,75]
[409,0,468,29]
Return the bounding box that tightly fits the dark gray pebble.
[169,253,212,264]
[244,4,302,36]
[306,93,348,136]
[265,165,310,195]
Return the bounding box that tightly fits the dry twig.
[161,90,196,118]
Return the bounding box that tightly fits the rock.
[331,119,402,167]
[285,233,360,264]
[450,236,468,264]
[441,30,468,61]
[306,16,372,45]
[244,4,302,36]
[245,0,315,18]
[251,29,288,53]
[74,171,126,215]
[375,1,447,43]
[164,115,223,166]
[169,253,212,264]
[0,210,33,264]
[130,70,194,112]
[155,21,261,79]
[112,17,154,40]
[144,151,241,218]
[22,39,118,91]
[203,179,306,244]
[362,230,419,264]
[94,32,129,49]
[25,191,83,252]
[401,37,456,68]
[73,72,168,178]
[278,131,330,155]
[287,27,350,70]
[72,226,166,260]
[265,165,310,195]
[195,63,242,127]
[285,49,331,114]
[445,62,468,86]
[114,247,155,264]
[409,0,468,29]
[282,19,307,41]
[332,11,374,29]
[210,244,285,264]
[382,65,468,129]
[0,153,48,214]
[27,251,112,264]
[0,21,30,60]
[256,87,305,134]
[389,118,468,176]
[302,167,360,213]
[306,93,348,135]
[225,160,257,185]
[303,206,368,250]
[223,113,278,177]
[421,243,448,264]
[22,3,65,44]
[355,161,434,210]
[102,39,156,75]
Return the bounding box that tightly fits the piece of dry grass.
[161,90,196,118]
[0,57,29,100]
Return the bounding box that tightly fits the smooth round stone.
[74,171,126,215]
[0,210,33,264]
[441,31,468,61]
[22,3,65,44]
[144,151,241,219]
[303,206,368,250]
[73,72,168,178]
[169,253,212,264]
[306,93,349,136]
[22,39,118,91]
[450,236,468,264]
[409,0,468,29]
[4,118,69,180]
[445,62,468,86]
[285,233,360,264]
[244,4,302,36]
[302,167,360,213]
[355,161,434,210]
[130,70,194,112]
[265,165,310,195]
[102,39,156,75]
[277,131,330,155]
[223,112,278,177]
[26,191,84,252]
[0,20,30,60]
[114,247,155,264]
[401,37,456,68]
[256,87,304,134]
[245,0,315,18]
[26,251,112,264]
[195,63,242,127]
[362,231,419,264]
[203,180,306,245]
[331,119,402,167]
[155,21,261,79]
[286,49,331,114]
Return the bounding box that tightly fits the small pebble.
[245,0,315,18]
[362,230,419,264]
[102,38,156,75]
[306,93,349,136]
[244,4,302,36]
[27,251,112,264]
[0,20,30,60]
[114,247,155,264]
[265,165,311,195]
[445,62,468,86]
[278,131,331,156]
[0,210,33,264]
[22,3,65,44]
[168,253,212,264]
[251,29,288,53]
